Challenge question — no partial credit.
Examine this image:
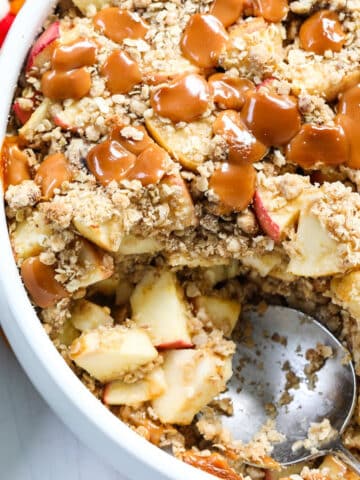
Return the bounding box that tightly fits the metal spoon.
[219,305,360,474]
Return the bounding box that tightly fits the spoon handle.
[332,441,360,475]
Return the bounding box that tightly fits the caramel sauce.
[151,73,210,123]
[112,125,154,155]
[252,0,288,23]
[299,10,346,55]
[182,451,243,480]
[52,39,97,70]
[41,68,92,101]
[41,38,97,101]
[128,144,167,185]
[336,115,360,169]
[213,110,268,164]
[93,8,148,44]
[101,50,142,94]
[1,140,30,190]
[35,153,72,199]
[209,73,254,110]
[86,139,136,186]
[241,90,301,147]
[180,14,228,68]
[286,123,349,169]
[21,256,68,309]
[210,0,243,27]
[336,84,360,169]
[209,162,256,212]
[337,84,360,122]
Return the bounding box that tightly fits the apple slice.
[73,216,123,253]
[13,101,33,125]
[70,326,158,383]
[53,114,78,132]
[330,271,360,320]
[222,18,284,74]
[282,47,360,102]
[253,177,319,242]
[118,235,162,256]
[193,296,241,336]
[103,367,166,406]
[52,100,88,132]
[145,114,213,171]
[143,57,199,86]
[19,99,52,141]
[130,269,193,349]
[287,209,343,277]
[11,210,52,261]
[241,251,283,277]
[253,189,302,242]
[26,21,60,71]
[88,275,120,297]
[152,349,232,425]
[70,299,114,332]
[67,240,114,292]
[161,174,197,228]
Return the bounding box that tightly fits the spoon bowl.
[220,305,359,471]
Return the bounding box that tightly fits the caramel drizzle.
[299,10,346,55]
[93,8,148,44]
[210,0,244,27]
[86,126,167,186]
[151,74,210,123]
[21,256,68,309]
[1,138,30,190]
[180,14,228,69]
[35,153,72,199]
[241,88,301,147]
[41,38,97,101]
[101,50,142,95]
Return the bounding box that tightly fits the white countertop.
[0,338,128,480]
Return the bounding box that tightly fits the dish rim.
[0,3,215,479]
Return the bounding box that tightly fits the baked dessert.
[2,0,360,478]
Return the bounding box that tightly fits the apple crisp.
[2,0,360,478]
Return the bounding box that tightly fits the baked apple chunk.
[130,269,193,349]
[152,349,232,425]
[193,296,241,337]
[145,114,213,171]
[70,326,158,383]
[11,210,52,261]
[73,216,123,253]
[287,208,343,278]
[103,367,166,406]
[70,299,114,332]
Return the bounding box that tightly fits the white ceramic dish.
[0,3,214,479]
